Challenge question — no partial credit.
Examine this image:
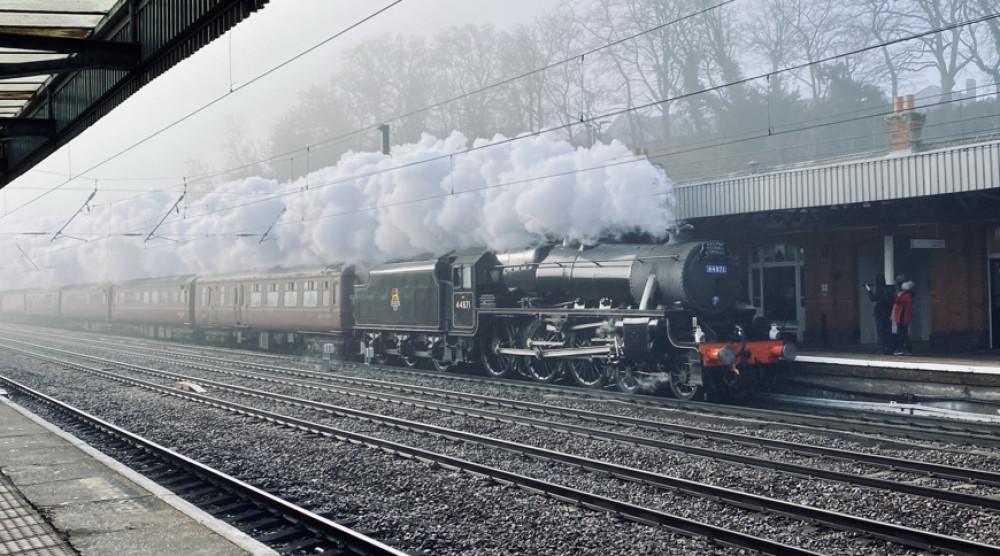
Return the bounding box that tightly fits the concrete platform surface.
[0,395,276,556]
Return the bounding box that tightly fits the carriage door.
[452,264,475,331]
[234,284,246,325]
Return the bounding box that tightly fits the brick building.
[661,99,1000,353]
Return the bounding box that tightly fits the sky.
[0,0,678,289]
[4,0,564,207]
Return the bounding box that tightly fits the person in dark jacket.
[866,274,894,354]
[892,280,915,355]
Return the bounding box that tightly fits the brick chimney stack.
[884,94,925,152]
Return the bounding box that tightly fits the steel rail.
[4,342,999,555]
[7,330,1000,488]
[0,346,820,556]
[133,356,1000,510]
[24,323,998,444]
[71,326,1000,444]
[0,374,407,556]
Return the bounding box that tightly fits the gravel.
[4,332,1000,555]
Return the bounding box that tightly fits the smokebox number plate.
[706,265,727,274]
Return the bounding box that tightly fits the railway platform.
[783,348,1000,413]
[0,396,275,556]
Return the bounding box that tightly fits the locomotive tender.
[0,239,794,400]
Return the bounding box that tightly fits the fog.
[1,0,997,289]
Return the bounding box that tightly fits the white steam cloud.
[0,132,674,289]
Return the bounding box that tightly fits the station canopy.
[0,1,117,119]
[0,0,270,187]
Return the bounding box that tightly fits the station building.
[658,98,1000,353]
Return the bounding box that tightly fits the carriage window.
[333,281,339,306]
[266,283,279,307]
[304,281,318,307]
[220,286,227,307]
[284,282,298,307]
[251,283,262,307]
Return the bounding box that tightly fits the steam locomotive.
[355,239,794,399]
[0,239,795,400]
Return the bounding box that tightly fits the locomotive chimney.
[884,94,925,152]
[377,124,390,155]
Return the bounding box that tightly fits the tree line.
[214,0,1000,184]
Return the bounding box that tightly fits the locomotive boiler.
[496,240,741,315]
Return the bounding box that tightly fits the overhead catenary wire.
[1,5,998,275]
[0,0,408,221]
[2,0,739,219]
[106,8,1000,235]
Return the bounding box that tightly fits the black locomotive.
[353,239,795,399]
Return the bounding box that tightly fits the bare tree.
[572,0,702,143]
[962,0,1000,91]
[222,116,271,179]
[500,24,548,134]
[848,0,927,98]
[902,0,969,102]
[779,0,853,100]
[525,6,611,143]
[429,24,511,140]
[337,34,434,145]
[268,83,357,179]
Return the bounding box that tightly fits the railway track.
[3,331,1000,554]
[12,324,1000,447]
[0,375,405,556]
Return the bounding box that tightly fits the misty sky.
[1,0,562,215]
[0,0,683,289]
[1,0,995,288]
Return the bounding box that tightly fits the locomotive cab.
[448,249,500,334]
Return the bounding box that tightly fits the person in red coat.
[892,281,915,355]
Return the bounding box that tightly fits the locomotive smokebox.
[498,240,739,314]
[651,240,740,315]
